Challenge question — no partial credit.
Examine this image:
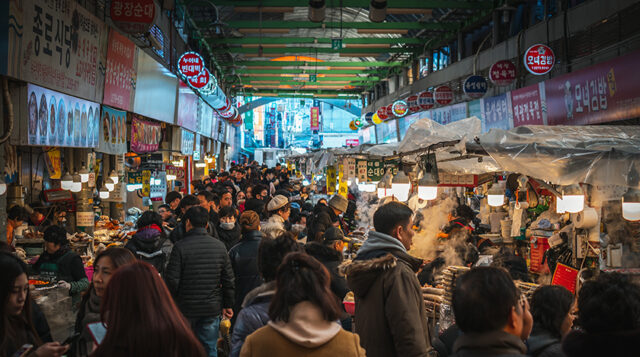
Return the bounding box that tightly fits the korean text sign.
[481,93,514,133]
[310,107,320,131]
[511,83,547,126]
[103,29,136,111]
[130,116,161,153]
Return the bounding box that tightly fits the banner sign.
[110,0,156,34]
[8,0,108,102]
[511,82,547,126]
[366,160,384,182]
[310,107,320,131]
[44,147,62,179]
[27,84,99,147]
[141,170,151,197]
[357,160,367,182]
[181,129,195,156]
[130,116,161,153]
[545,50,640,126]
[326,166,336,195]
[177,80,198,132]
[481,93,513,133]
[103,29,136,111]
[346,158,356,179]
[98,106,128,155]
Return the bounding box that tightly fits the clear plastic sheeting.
[437,151,503,175]
[398,117,482,154]
[478,125,640,199]
[363,143,398,157]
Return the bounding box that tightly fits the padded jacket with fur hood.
[340,230,431,357]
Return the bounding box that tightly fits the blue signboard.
[468,100,483,119]
[481,93,514,133]
[463,75,488,99]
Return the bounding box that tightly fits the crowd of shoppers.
[2,161,639,357]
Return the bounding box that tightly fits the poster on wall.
[177,80,198,132]
[27,84,99,147]
[545,50,640,126]
[130,116,161,153]
[481,93,514,133]
[449,103,468,123]
[511,82,547,126]
[180,129,195,156]
[98,106,128,155]
[8,0,108,102]
[103,29,137,111]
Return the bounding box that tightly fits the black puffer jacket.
[304,242,349,300]
[170,218,218,243]
[307,204,338,243]
[217,222,241,251]
[228,230,264,315]
[164,227,235,318]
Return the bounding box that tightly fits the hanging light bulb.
[109,170,119,185]
[391,167,411,202]
[99,187,110,199]
[71,172,82,193]
[61,172,73,190]
[79,166,90,183]
[377,169,392,199]
[561,184,584,213]
[622,187,640,221]
[487,182,505,207]
[105,177,115,192]
[417,170,438,201]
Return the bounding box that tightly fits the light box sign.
[481,93,514,133]
[181,129,195,156]
[27,84,99,147]
[133,50,177,124]
[8,0,108,103]
[545,50,640,126]
[511,82,547,126]
[197,99,213,138]
[103,29,137,111]
[130,116,161,153]
[98,106,128,155]
[177,80,198,132]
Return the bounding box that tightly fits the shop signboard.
[127,171,142,185]
[178,52,205,79]
[450,102,468,123]
[384,160,399,177]
[133,50,177,124]
[524,44,555,76]
[346,139,359,146]
[110,0,156,35]
[180,129,195,156]
[26,84,100,147]
[418,91,435,110]
[391,100,409,117]
[150,171,166,201]
[398,112,421,140]
[489,60,516,86]
[434,86,454,105]
[130,116,161,153]
[463,75,488,99]
[375,119,398,144]
[376,106,389,121]
[357,159,367,182]
[511,82,547,126]
[177,80,198,132]
[359,126,376,145]
[407,95,419,113]
[346,158,356,178]
[310,107,320,131]
[8,0,108,102]
[431,107,451,125]
[545,50,640,126]
[481,93,513,133]
[188,67,212,90]
[98,106,128,155]
[197,99,213,138]
[103,29,137,111]
[366,160,384,182]
[166,165,185,182]
[326,166,336,195]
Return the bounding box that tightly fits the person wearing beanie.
[229,211,264,320]
[307,195,349,243]
[266,195,290,230]
[33,225,89,310]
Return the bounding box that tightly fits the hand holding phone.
[87,322,107,345]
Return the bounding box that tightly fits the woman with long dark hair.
[90,261,205,357]
[527,285,575,357]
[1,252,69,357]
[73,248,136,356]
[240,252,365,356]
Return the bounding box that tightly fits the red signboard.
[407,95,419,112]
[385,104,394,120]
[511,83,546,126]
[188,68,211,89]
[524,44,555,76]
[434,86,454,105]
[346,139,359,146]
[418,91,435,110]
[310,107,320,131]
[545,50,640,126]
[376,106,389,120]
[551,263,579,294]
[103,29,136,111]
[110,0,156,34]
[489,60,516,86]
[178,52,205,79]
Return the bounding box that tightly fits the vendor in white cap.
[307,194,349,243]
[266,194,291,230]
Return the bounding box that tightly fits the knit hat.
[267,195,289,212]
[328,195,348,213]
[323,227,350,244]
[239,210,260,233]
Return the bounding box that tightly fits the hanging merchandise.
[407,95,420,113]
[489,60,517,86]
[524,44,555,76]
[392,100,409,118]
[110,0,157,34]
[364,112,375,125]
[372,113,383,125]
[418,91,435,110]
[376,106,389,121]
[434,86,454,105]
[178,52,206,79]
[463,75,488,99]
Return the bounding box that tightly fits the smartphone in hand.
[12,344,33,357]
[87,322,107,345]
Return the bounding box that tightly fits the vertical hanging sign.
[310,107,320,131]
[326,166,336,195]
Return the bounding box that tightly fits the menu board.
[8,0,108,102]
[26,84,99,147]
[98,106,128,155]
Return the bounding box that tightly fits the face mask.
[238,199,246,206]
[220,222,235,231]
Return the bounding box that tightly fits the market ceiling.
[181,0,497,100]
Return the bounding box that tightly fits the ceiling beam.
[245,81,369,87]
[230,69,380,74]
[233,6,294,13]
[221,61,403,67]
[217,20,459,31]
[221,46,416,54]
[241,88,361,94]
[236,75,380,81]
[209,37,424,45]
[188,0,493,10]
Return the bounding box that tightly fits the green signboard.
[331,38,343,50]
[366,160,384,182]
